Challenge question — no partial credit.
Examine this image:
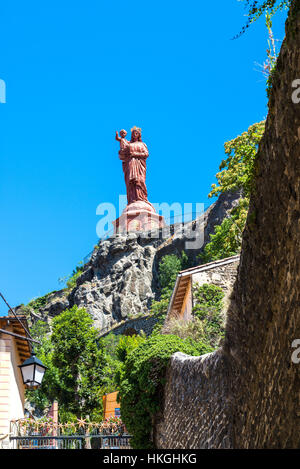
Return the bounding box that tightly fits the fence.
[9,419,132,450]
[83,209,208,265]
[10,434,132,450]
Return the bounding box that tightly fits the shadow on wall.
[154,2,300,450]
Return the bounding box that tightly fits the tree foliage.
[118,335,210,449]
[202,122,265,263]
[150,252,190,332]
[200,198,249,262]
[27,306,106,421]
[192,283,225,348]
[209,121,265,199]
[157,251,189,296]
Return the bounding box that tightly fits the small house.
[166,255,240,321]
[0,316,31,448]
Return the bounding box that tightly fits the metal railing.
[10,434,132,450]
[83,209,209,265]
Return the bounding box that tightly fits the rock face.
[20,191,241,332]
[155,2,300,449]
[69,233,159,330]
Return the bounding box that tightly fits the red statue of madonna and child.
[113,126,165,233]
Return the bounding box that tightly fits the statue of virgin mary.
[116,126,149,205]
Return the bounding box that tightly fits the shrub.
[192,283,225,348]
[161,317,213,349]
[149,252,190,333]
[199,198,249,263]
[118,334,211,449]
[209,121,265,199]
[27,306,106,420]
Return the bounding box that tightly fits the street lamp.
[18,349,47,388]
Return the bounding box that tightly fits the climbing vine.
[118,335,210,449]
[236,0,290,37]
[192,283,225,348]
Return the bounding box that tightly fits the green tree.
[27,307,106,421]
[26,321,61,412]
[150,252,190,332]
[200,198,249,262]
[50,306,105,419]
[99,333,122,393]
[209,121,265,199]
[202,122,265,263]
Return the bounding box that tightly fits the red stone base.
[113,201,165,234]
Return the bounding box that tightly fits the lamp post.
[18,349,47,389]
[0,292,47,389]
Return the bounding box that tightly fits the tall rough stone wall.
[227,1,300,447]
[155,2,300,449]
[99,314,159,338]
[154,351,233,448]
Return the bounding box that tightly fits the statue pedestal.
[113,201,165,234]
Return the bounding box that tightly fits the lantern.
[19,350,47,388]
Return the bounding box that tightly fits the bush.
[199,198,249,263]
[161,317,212,349]
[27,306,106,420]
[192,283,225,348]
[149,252,190,334]
[209,121,265,199]
[118,334,211,449]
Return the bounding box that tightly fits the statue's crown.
[131,126,142,133]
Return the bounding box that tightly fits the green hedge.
[118,334,211,449]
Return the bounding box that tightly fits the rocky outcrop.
[18,191,241,332]
[69,233,159,330]
[155,190,242,265]
[155,1,300,449]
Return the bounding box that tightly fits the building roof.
[167,254,240,317]
[0,316,31,360]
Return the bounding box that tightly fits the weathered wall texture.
[155,2,300,449]
[99,314,159,338]
[192,256,239,310]
[154,351,233,448]
[167,256,239,321]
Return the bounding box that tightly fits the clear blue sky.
[0,1,287,310]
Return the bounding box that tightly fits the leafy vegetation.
[150,252,190,332]
[58,262,85,290]
[200,121,265,263]
[118,334,211,449]
[192,284,225,348]
[209,121,265,199]
[200,198,249,263]
[27,306,105,422]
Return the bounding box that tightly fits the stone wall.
[99,314,159,338]
[155,1,300,449]
[154,351,233,449]
[192,256,239,310]
[167,256,239,321]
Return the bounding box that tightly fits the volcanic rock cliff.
[18,191,241,332]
